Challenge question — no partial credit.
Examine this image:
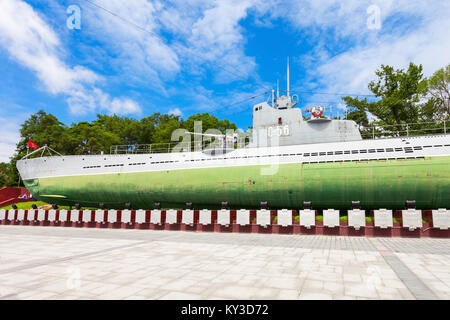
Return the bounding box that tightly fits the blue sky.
[0,0,449,162]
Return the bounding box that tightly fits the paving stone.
[0,226,448,300]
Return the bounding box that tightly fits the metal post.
[372,127,375,139]
[445,121,447,134]
[406,124,409,137]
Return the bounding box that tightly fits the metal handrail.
[110,121,450,155]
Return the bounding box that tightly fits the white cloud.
[307,15,450,99]
[0,0,141,116]
[83,0,180,90]
[282,0,450,110]
[108,98,142,116]
[0,113,28,163]
[186,0,258,82]
[82,0,261,85]
[168,108,183,117]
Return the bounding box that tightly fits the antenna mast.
[287,56,290,99]
[277,80,279,99]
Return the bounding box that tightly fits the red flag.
[28,139,39,150]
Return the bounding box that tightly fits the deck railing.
[110,121,450,155]
[359,121,449,140]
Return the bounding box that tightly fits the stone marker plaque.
[150,210,161,224]
[182,209,194,225]
[7,209,15,221]
[402,209,422,231]
[166,209,178,224]
[95,210,105,223]
[135,209,146,224]
[107,210,117,223]
[82,210,92,223]
[374,209,393,229]
[37,209,46,222]
[17,209,25,221]
[277,209,293,227]
[121,209,132,223]
[323,209,339,228]
[217,209,230,226]
[199,209,211,225]
[27,209,37,222]
[299,209,315,228]
[59,210,68,222]
[348,209,365,230]
[48,209,56,222]
[256,209,271,227]
[432,208,449,230]
[236,209,250,226]
[70,210,80,223]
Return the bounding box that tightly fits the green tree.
[8,110,70,185]
[94,114,141,145]
[68,122,121,155]
[342,63,428,132]
[421,64,450,121]
[182,113,237,133]
[17,110,70,155]
[0,162,13,187]
[344,107,369,127]
[151,114,183,143]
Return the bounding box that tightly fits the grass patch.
[339,216,348,222]
[365,216,373,222]
[0,202,98,211]
[315,215,323,222]
[0,201,48,210]
[294,215,300,221]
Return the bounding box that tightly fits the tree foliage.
[343,63,428,132]
[421,65,450,121]
[2,111,238,187]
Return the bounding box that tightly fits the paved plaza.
[0,225,449,300]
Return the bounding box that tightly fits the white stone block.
[95,210,105,223]
[135,209,146,224]
[27,209,37,222]
[166,209,178,224]
[402,209,422,231]
[121,209,132,223]
[199,209,211,225]
[17,209,25,221]
[7,209,15,221]
[48,209,57,222]
[150,209,161,224]
[348,209,366,230]
[277,209,293,227]
[107,210,118,223]
[37,209,46,222]
[236,209,250,226]
[182,209,194,225]
[323,209,339,228]
[59,210,68,222]
[256,209,271,227]
[299,209,315,228]
[374,209,393,229]
[82,210,92,222]
[70,210,80,223]
[432,208,450,230]
[0,209,6,220]
[217,209,230,226]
